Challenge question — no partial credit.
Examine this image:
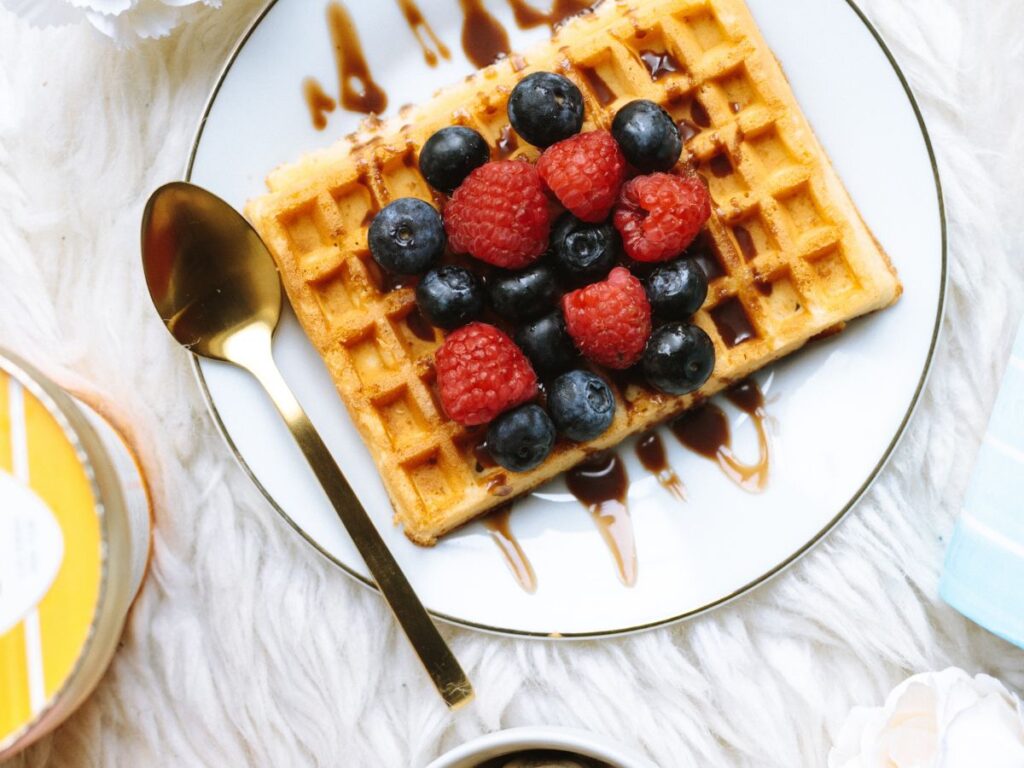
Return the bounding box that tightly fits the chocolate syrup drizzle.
[304,0,598,127]
[302,77,337,130]
[505,0,594,30]
[484,504,538,593]
[670,378,771,492]
[635,432,686,501]
[328,1,388,114]
[566,453,637,587]
[396,0,451,67]
[459,0,511,67]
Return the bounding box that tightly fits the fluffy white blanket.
[1,1,1023,766]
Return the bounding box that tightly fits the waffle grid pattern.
[247,0,900,544]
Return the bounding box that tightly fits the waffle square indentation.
[709,296,758,347]
[404,449,454,508]
[345,326,398,386]
[754,270,806,320]
[373,386,432,450]
[729,210,777,261]
[379,150,433,203]
[280,203,323,255]
[714,64,762,115]
[678,7,728,52]
[777,183,827,234]
[807,247,858,295]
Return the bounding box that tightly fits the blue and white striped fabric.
[941,323,1024,649]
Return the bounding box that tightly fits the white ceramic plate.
[186,0,945,637]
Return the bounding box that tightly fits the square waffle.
[246,0,901,545]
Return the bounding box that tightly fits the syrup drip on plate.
[670,378,771,492]
[459,0,511,67]
[484,504,538,594]
[396,0,451,67]
[634,432,685,501]
[566,452,637,586]
[326,1,389,115]
[505,0,595,30]
[302,77,337,130]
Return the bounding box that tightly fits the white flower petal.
[0,0,83,27]
[2,0,219,44]
[829,706,879,767]
[67,0,134,14]
[830,668,1024,768]
[940,694,1024,768]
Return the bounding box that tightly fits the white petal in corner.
[829,669,1024,768]
[0,0,219,44]
[67,0,134,15]
[0,0,84,27]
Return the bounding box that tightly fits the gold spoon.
[141,181,473,710]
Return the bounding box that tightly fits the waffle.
[246,0,901,545]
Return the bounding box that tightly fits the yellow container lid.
[0,352,149,758]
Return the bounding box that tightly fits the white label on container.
[0,471,64,635]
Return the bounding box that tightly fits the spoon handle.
[242,341,474,710]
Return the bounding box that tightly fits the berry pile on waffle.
[246,0,901,545]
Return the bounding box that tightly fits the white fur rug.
[2,1,1024,766]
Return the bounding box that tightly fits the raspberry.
[537,130,626,222]
[613,173,711,262]
[562,267,652,370]
[443,161,551,269]
[435,322,539,426]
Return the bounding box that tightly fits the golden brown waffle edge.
[246,0,901,545]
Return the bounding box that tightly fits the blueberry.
[486,404,556,472]
[644,259,708,319]
[642,322,715,395]
[611,100,683,173]
[487,263,559,322]
[507,72,584,148]
[550,213,620,287]
[368,198,445,275]
[548,370,616,442]
[416,266,484,329]
[419,126,490,194]
[515,310,580,377]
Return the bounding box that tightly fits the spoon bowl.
[141,182,282,361]
[140,181,473,709]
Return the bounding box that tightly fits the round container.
[0,349,152,760]
[425,727,658,768]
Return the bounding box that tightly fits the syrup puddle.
[670,377,772,492]
[634,432,686,501]
[566,453,637,587]
[484,504,537,594]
